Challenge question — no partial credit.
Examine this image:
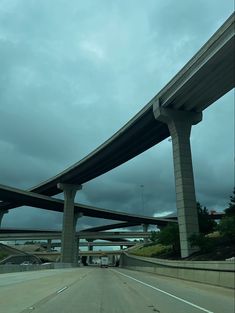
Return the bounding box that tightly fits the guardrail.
[120,253,235,289]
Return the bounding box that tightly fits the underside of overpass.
[0,13,234,261]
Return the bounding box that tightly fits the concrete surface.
[120,253,235,289]
[0,267,234,313]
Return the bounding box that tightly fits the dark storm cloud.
[0,0,234,230]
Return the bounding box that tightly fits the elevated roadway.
[43,241,135,248]
[0,13,234,211]
[34,250,123,258]
[0,184,174,226]
[0,231,150,241]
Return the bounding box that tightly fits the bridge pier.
[153,106,202,258]
[0,210,8,227]
[47,239,52,252]
[87,239,93,264]
[58,183,82,263]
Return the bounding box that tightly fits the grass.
[129,235,235,261]
[130,244,172,258]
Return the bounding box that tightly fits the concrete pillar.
[142,224,149,244]
[74,212,83,264]
[47,239,52,252]
[57,183,82,263]
[0,210,8,227]
[153,106,202,258]
[112,255,116,266]
[87,240,93,264]
[75,237,80,265]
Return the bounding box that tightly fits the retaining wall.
[120,253,235,289]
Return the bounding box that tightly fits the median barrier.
[0,262,79,274]
[120,253,235,289]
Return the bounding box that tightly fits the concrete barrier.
[0,263,79,274]
[120,253,235,289]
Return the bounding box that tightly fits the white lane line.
[113,270,214,313]
[56,286,68,294]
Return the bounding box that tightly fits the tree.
[158,223,180,253]
[197,202,216,234]
[149,231,159,243]
[225,187,235,216]
[218,216,235,242]
[217,188,235,242]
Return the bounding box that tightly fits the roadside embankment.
[120,252,235,289]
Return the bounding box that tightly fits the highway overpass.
[0,231,150,241]
[43,241,136,248]
[0,14,233,203]
[0,184,174,227]
[0,13,234,259]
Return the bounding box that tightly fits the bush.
[189,233,215,253]
[218,216,235,242]
[197,202,216,234]
[149,231,159,243]
[0,251,8,261]
[158,223,180,253]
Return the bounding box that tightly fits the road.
[0,267,234,313]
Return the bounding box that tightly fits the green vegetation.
[157,223,180,253]
[130,244,171,258]
[218,216,235,241]
[197,202,217,234]
[0,251,8,261]
[190,189,235,254]
[133,189,235,260]
[217,188,235,242]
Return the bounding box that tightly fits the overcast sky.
[0,0,234,232]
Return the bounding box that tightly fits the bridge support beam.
[47,239,52,252]
[58,183,82,263]
[153,106,202,258]
[0,210,8,227]
[87,240,93,264]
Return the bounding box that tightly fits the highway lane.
[0,267,234,313]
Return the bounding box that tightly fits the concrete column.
[57,183,82,263]
[75,237,80,265]
[47,239,52,252]
[153,106,202,258]
[0,210,8,227]
[112,255,116,266]
[74,212,83,264]
[87,240,93,264]
[142,224,149,244]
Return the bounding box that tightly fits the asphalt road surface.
[0,267,234,313]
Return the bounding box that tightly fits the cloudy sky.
[0,0,234,232]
